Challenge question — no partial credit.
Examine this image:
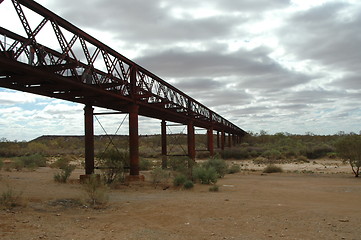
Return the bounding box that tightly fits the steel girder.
[0,0,247,137]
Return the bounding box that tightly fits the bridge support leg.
[161,120,167,169]
[128,104,142,180]
[84,105,94,175]
[228,133,232,148]
[207,128,214,157]
[187,122,196,162]
[221,131,225,150]
[217,131,220,149]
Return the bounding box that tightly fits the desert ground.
[1,159,361,240]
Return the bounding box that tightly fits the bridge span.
[0,0,247,178]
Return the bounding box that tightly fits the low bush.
[227,164,241,174]
[0,159,3,170]
[18,154,47,168]
[82,174,108,208]
[262,149,283,160]
[220,148,251,159]
[151,168,170,189]
[296,155,309,163]
[97,149,128,185]
[183,180,194,189]
[253,156,269,165]
[209,185,219,192]
[202,157,228,178]
[193,166,218,184]
[53,156,75,183]
[140,158,153,171]
[13,159,24,171]
[306,144,334,159]
[263,165,283,173]
[0,185,23,209]
[54,164,75,183]
[168,157,189,174]
[173,174,187,187]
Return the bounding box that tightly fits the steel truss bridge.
[0,0,247,178]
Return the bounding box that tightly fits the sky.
[0,0,360,141]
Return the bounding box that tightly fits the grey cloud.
[332,74,361,90]
[279,2,361,73]
[51,0,247,44]
[282,89,344,105]
[172,78,222,92]
[137,46,313,92]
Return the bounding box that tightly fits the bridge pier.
[128,104,141,177]
[84,105,94,175]
[221,131,225,150]
[228,133,232,148]
[207,128,214,157]
[161,120,167,169]
[187,121,196,161]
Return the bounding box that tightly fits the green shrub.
[140,158,153,171]
[336,135,361,177]
[0,159,3,170]
[52,155,73,169]
[306,144,334,159]
[220,148,250,159]
[82,174,108,208]
[209,185,219,192]
[54,164,75,183]
[173,174,187,187]
[262,149,282,160]
[263,165,283,173]
[326,152,337,159]
[97,149,128,184]
[253,157,269,165]
[0,185,23,209]
[193,166,218,184]
[202,157,228,178]
[183,180,194,189]
[169,156,189,174]
[296,155,309,163]
[13,159,24,171]
[151,168,170,189]
[18,154,47,168]
[227,164,241,174]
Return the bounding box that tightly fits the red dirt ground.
[1,160,361,240]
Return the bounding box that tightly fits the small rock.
[339,219,349,223]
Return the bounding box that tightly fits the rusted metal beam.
[207,128,214,157]
[84,105,94,175]
[228,133,232,148]
[187,121,196,161]
[128,104,139,176]
[161,120,167,169]
[221,131,225,151]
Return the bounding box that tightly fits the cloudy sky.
[0,0,360,141]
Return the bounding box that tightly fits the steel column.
[217,131,220,148]
[187,121,196,161]
[161,120,167,169]
[129,104,139,176]
[84,104,94,175]
[207,128,214,156]
[221,131,225,150]
[228,133,232,148]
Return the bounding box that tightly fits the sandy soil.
[1,159,361,240]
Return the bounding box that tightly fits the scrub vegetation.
[0,131,360,179]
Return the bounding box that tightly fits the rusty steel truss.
[0,0,247,177]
